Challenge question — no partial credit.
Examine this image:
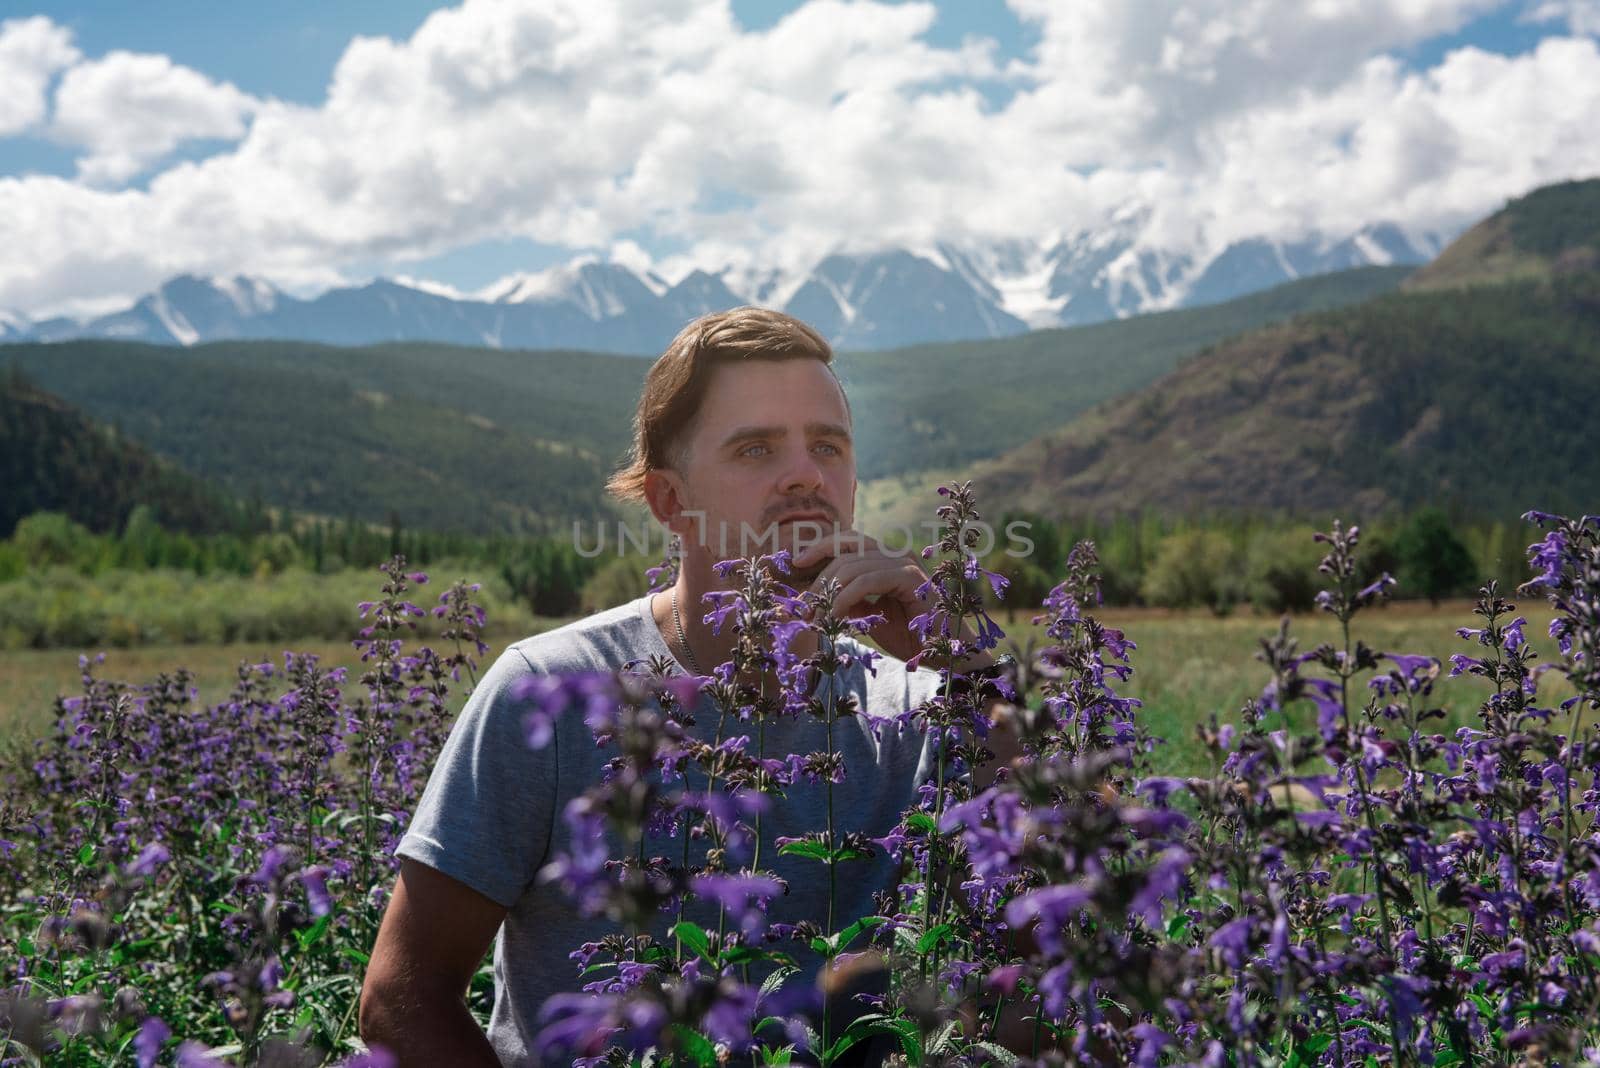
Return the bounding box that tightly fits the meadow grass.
[1,598,1563,773]
[0,625,558,740]
[997,597,1563,774]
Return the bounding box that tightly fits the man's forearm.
[359,981,502,1068]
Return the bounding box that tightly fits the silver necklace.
[670,587,703,676]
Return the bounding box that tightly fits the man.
[359,307,1008,1066]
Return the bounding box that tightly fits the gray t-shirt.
[396,592,942,1066]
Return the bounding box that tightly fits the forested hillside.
[1,341,644,534]
[2,266,1410,532]
[968,270,1600,519]
[0,371,248,537]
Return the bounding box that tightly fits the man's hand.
[789,529,932,665]
[360,859,508,1067]
[789,526,1022,787]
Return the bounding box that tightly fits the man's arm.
[359,858,509,1067]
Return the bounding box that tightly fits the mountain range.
[5,179,1591,538]
[0,266,1412,536]
[943,178,1600,525]
[4,215,1439,354]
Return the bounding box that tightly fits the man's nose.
[778,446,825,496]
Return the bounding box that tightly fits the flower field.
[1,488,1597,1066]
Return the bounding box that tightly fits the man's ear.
[642,467,691,535]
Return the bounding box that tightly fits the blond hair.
[606,307,843,505]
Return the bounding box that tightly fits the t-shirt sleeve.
[903,664,944,783]
[394,644,557,909]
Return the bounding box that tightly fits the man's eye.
[814,442,842,456]
[740,443,770,458]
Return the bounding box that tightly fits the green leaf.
[76,843,96,866]
[971,1041,1018,1067]
[906,812,938,834]
[758,966,797,1001]
[928,1020,961,1055]
[890,1018,924,1067]
[1165,912,1191,939]
[723,945,794,968]
[294,914,332,951]
[759,1045,794,1066]
[671,1024,718,1068]
[828,915,888,955]
[916,923,955,955]
[1286,1033,1334,1068]
[672,920,712,962]
[778,839,832,862]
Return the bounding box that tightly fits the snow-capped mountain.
[8,218,1442,354]
[0,309,29,342]
[785,250,1027,350]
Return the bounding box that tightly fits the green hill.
[0,340,645,535]
[2,267,1410,534]
[0,370,246,537]
[1404,176,1600,292]
[964,269,1600,520]
[842,265,1412,480]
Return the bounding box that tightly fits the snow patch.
[149,291,199,346]
[210,275,278,316]
[390,275,472,301]
[1350,231,1392,266]
[814,268,858,325]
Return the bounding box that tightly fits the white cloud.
[1194,37,1600,244]
[1524,0,1600,34]
[0,16,80,136]
[52,50,260,184]
[1,0,1599,319]
[999,0,1506,164]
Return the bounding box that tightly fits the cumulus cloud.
[1,0,1599,318]
[0,16,80,137]
[1524,0,1600,34]
[52,50,260,184]
[1190,37,1600,244]
[1000,0,1506,163]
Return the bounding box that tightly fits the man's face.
[659,358,856,583]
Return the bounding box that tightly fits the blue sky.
[2,0,1597,318]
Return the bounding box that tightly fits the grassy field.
[1074,598,1566,773]
[0,599,1567,775]
[0,625,558,740]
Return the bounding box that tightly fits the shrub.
[1139,528,1247,614]
[1394,506,1478,603]
[1243,524,1324,612]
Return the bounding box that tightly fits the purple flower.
[692,873,784,936]
[300,866,332,917]
[251,844,297,885]
[126,842,170,878]
[1209,917,1253,968]
[135,1016,170,1068]
[1479,947,1525,980]
[176,1042,229,1068]
[1383,652,1438,677]
[340,1050,398,1068]
[535,994,629,1059]
[1128,848,1191,927]
[1005,884,1094,956]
